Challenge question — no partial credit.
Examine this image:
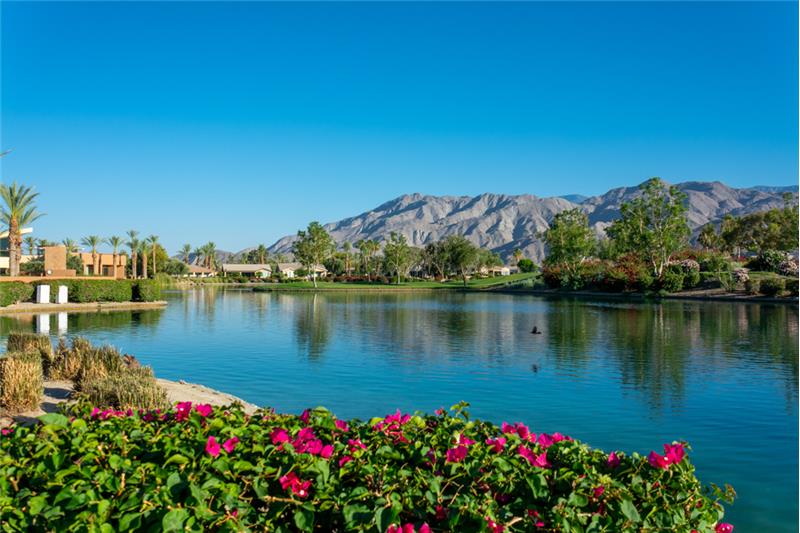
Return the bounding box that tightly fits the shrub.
[778,259,798,277]
[541,265,562,289]
[614,254,654,291]
[0,282,35,307]
[0,351,43,411]
[20,260,44,275]
[732,268,750,284]
[759,277,785,297]
[49,338,83,381]
[6,333,53,377]
[517,258,536,273]
[786,278,799,297]
[0,402,735,531]
[66,280,133,303]
[697,252,730,273]
[133,279,162,302]
[748,249,787,273]
[658,267,685,293]
[74,345,128,392]
[745,279,760,295]
[80,367,168,410]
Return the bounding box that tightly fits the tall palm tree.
[342,241,352,275]
[203,242,217,269]
[62,238,78,254]
[81,235,102,275]
[126,230,139,279]
[0,183,44,276]
[138,240,149,279]
[147,235,159,275]
[180,244,192,263]
[256,244,268,264]
[106,236,123,278]
[192,247,202,266]
[24,235,37,256]
[512,248,523,266]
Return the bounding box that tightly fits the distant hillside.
[263,180,797,263]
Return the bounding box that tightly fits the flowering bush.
[0,401,734,531]
[777,259,798,278]
[732,268,749,284]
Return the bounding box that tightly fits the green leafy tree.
[356,239,380,281]
[24,236,37,256]
[62,238,78,254]
[0,183,44,276]
[607,178,690,278]
[81,235,102,276]
[382,232,413,284]
[542,208,596,276]
[512,248,523,266]
[517,258,536,273]
[180,244,192,263]
[293,222,334,288]
[422,241,450,280]
[697,224,720,251]
[443,235,479,287]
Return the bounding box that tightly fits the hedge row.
[0,279,162,307]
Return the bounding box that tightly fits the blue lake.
[2,288,796,532]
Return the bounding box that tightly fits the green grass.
[252,273,538,291]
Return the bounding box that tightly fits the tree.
[138,240,149,278]
[697,224,719,251]
[81,235,102,276]
[517,258,536,273]
[126,230,139,279]
[24,236,37,256]
[443,235,479,287]
[383,232,413,284]
[180,244,192,263]
[256,244,268,264]
[356,239,380,281]
[147,235,159,275]
[106,235,124,278]
[512,248,523,266]
[542,208,596,276]
[342,242,352,275]
[164,258,189,276]
[202,242,217,269]
[293,222,334,288]
[62,238,78,254]
[0,183,44,276]
[606,178,690,278]
[422,241,450,280]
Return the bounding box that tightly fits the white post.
[35,284,50,304]
[57,312,68,334]
[36,313,50,334]
[56,285,68,304]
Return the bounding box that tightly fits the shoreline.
[0,300,168,315]
[0,377,257,428]
[491,287,798,304]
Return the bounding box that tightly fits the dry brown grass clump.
[6,332,54,375]
[81,366,169,410]
[0,350,43,411]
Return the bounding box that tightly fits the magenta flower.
[486,437,507,453]
[175,401,193,421]
[527,509,545,528]
[386,525,417,533]
[419,524,431,533]
[533,451,551,468]
[648,451,671,469]
[607,451,620,468]
[485,516,505,533]
[320,444,334,459]
[90,407,101,419]
[458,434,475,446]
[593,486,605,498]
[348,438,367,452]
[195,404,213,417]
[715,523,734,533]
[664,443,685,464]
[205,436,221,457]
[223,437,239,453]
[279,471,312,498]
[339,455,352,467]
[446,445,468,463]
[299,409,311,424]
[517,445,536,464]
[537,433,554,448]
[435,408,446,416]
[271,428,289,446]
[296,427,316,442]
[1,427,13,436]
[334,419,350,432]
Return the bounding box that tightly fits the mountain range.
[218,180,797,264]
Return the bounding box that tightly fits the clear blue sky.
[1,1,797,253]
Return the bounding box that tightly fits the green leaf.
[119,513,141,531]
[39,413,68,428]
[294,508,315,531]
[162,508,189,531]
[28,495,48,515]
[164,454,190,466]
[568,493,588,507]
[620,499,641,523]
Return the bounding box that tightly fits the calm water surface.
[2,289,797,532]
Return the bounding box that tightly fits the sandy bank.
[0,301,168,315]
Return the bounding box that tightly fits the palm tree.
[62,238,78,254]
[512,248,523,266]
[81,235,102,275]
[0,183,44,276]
[203,242,217,269]
[106,236,123,278]
[147,235,159,275]
[180,244,192,263]
[24,235,37,256]
[126,230,139,279]
[192,247,202,266]
[342,241,352,275]
[138,240,149,278]
[256,244,268,264]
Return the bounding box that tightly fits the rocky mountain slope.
[263,180,796,263]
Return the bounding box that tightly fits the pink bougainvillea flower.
[175,401,193,421]
[664,443,685,464]
[435,408,446,416]
[1,427,13,436]
[593,486,605,498]
[279,471,312,499]
[527,510,545,528]
[296,427,316,442]
[607,451,620,468]
[715,523,734,533]
[517,445,536,464]
[446,445,468,463]
[334,419,350,432]
[223,437,239,453]
[348,438,367,452]
[299,409,311,424]
[195,404,213,418]
[435,505,447,521]
[320,444,334,459]
[387,525,417,533]
[486,437,507,453]
[206,436,221,457]
[418,524,431,533]
[458,434,475,446]
[533,451,551,468]
[537,433,554,449]
[648,451,671,469]
[271,428,289,446]
[485,516,505,533]
[90,407,101,419]
[339,455,352,467]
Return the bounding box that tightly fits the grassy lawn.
[252,272,538,291]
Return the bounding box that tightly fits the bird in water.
[531,326,542,334]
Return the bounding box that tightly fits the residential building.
[187,264,217,278]
[78,252,127,278]
[277,262,328,279]
[0,227,34,274]
[222,263,272,278]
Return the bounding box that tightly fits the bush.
[0,351,43,411]
[80,367,168,410]
[778,259,798,277]
[659,267,685,293]
[65,280,133,303]
[6,333,53,377]
[133,279,162,302]
[614,254,654,291]
[786,278,799,297]
[20,260,44,275]
[683,269,701,289]
[759,277,785,297]
[697,252,731,273]
[541,265,562,289]
[49,338,83,381]
[747,249,787,273]
[74,345,128,392]
[0,282,35,307]
[0,402,735,531]
[745,279,760,295]
[732,268,750,284]
[517,258,536,273]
